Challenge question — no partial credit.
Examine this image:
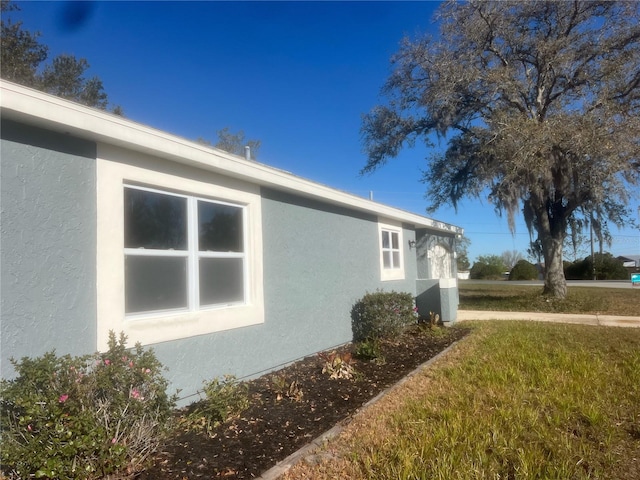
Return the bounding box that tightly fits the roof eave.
[0,80,462,235]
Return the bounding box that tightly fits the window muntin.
[124,185,246,315]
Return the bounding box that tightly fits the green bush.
[351,290,418,342]
[0,331,176,480]
[564,258,590,279]
[180,375,249,436]
[565,253,629,280]
[509,259,539,280]
[355,338,386,365]
[470,254,507,279]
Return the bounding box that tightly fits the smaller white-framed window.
[378,220,405,281]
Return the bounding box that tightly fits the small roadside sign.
[632,273,640,287]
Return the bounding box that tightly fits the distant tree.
[501,250,523,271]
[197,127,261,160]
[0,0,47,85]
[470,254,506,280]
[1,0,116,111]
[565,253,629,281]
[361,1,640,299]
[455,235,471,271]
[215,127,261,160]
[509,260,539,281]
[40,55,108,109]
[564,258,590,281]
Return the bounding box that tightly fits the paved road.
[461,279,639,289]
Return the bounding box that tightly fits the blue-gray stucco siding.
[0,119,432,404]
[1,120,97,379]
[152,188,419,403]
[260,188,417,358]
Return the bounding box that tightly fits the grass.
[459,282,640,316]
[283,322,640,480]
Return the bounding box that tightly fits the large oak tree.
[362,1,639,298]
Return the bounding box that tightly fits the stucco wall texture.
[0,119,448,405]
[260,189,417,357]
[1,121,97,379]
[152,188,419,404]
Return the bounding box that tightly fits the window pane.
[391,232,399,249]
[383,251,392,269]
[198,201,243,252]
[381,231,390,249]
[124,188,187,250]
[199,258,244,306]
[392,251,401,268]
[125,256,188,313]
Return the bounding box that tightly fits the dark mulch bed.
[138,325,470,479]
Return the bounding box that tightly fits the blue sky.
[9,1,639,264]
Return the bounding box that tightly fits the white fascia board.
[0,80,463,235]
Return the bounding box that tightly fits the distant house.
[0,80,463,403]
[618,255,640,275]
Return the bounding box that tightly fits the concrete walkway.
[458,310,640,328]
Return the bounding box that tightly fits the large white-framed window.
[96,144,264,349]
[124,185,247,316]
[378,220,405,281]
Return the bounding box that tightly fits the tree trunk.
[541,233,567,299]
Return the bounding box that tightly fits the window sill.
[381,269,406,281]
[107,303,264,348]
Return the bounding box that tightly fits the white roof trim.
[0,80,462,234]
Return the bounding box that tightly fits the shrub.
[565,253,629,280]
[509,259,539,280]
[0,331,176,480]
[564,258,590,279]
[318,351,355,380]
[354,337,385,364]
[470,255,507,279]
[180,375,249,436]
[270,375,304,402]
[351,290,418,342]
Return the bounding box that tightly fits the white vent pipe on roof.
[244,145,251,161]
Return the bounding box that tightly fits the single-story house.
[617,255,640,275]
[0,80,463,403]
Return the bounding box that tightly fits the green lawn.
[284,322,640,480]
[459,282,640,317]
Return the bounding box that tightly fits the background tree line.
[468,250,629,281]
